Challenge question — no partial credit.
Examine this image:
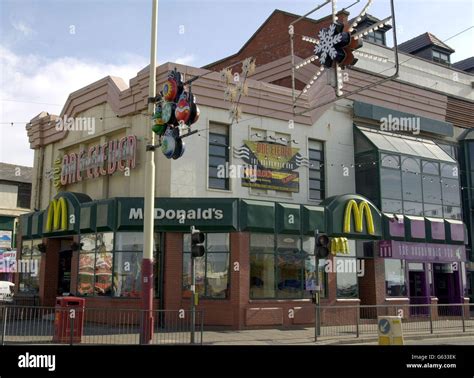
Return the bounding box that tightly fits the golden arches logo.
[45,198,68,232]
[343,199,375,235]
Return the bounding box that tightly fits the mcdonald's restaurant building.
[16,57,471,329]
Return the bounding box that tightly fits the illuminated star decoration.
[296,0,392,97]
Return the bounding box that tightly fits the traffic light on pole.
[314,231,330,258]
[191,228,205,258]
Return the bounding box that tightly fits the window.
[365,30,385,45]
[432,50,450,65]
[113,232,143,298]
[250,233,327,299]
[183,233,230,299]
[17,183,32,209]
[208,124,229,190]
[308,140,325,201]
[384,259,407,297]
[335,242,358,298]
[381,168,402,200]
[18,240,41,293]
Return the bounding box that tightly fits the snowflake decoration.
[292,0,392,98]
[314,23,343,66]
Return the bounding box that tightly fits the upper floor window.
[365,30,385,45]
[308,140,325,201]
[17,182,32,209]
[208,123,229,190]
[432,50,450,65]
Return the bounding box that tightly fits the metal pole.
[141,0,158,345]
[190,255,196,344]
[461,303,465,333]
[1,307,7,345]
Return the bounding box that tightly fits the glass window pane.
[209,178,227,190]
[441,164,458,178]
[277,234,300,251]
[309,149,322,160]
[404,139,437,159]
[277,253,304,298]
[302,236,315,254]
[442,178,461,206]
[209,156,226,167]
[113,252,141,297]
[335,257,358,298]
[209,134,227,145]
[360,130,397,151]
[183,253,191,289]
[422,176,442,204]
[401,157,420,172]
[385,259,407,297]
[309,179,321,190]
[309,161,321,169]
[423,204,443,218]
[207,233,229,252]
[422,161,439,175]
[115,232,143,251]
[381,168,402,199]
[382,199,403,214]
[78,234,96,296]
[94,249,113,296]
[206,253,229,298]
[310,189,323,200]
[443,206,462,220]
[250,233,274,253]
[309,170,321,179]
[194,256,206,296]
[381,154,400,168]
[402,171,422,202]
[209,145,227,156]
[250,254,275,298]
[403,201,424,216]
[384,137,417,156]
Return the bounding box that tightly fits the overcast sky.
[1,0,473,167]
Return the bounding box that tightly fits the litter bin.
[53,297,85,344]
[377,316,404,345]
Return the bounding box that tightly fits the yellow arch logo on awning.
[45,197,68,232]
[331,237,349,255]
[343,199,375,235]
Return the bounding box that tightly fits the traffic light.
[314,231,330,258]
[191,228,205,258]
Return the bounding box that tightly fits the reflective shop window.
[113,232,143,298]
[384,259,407,297]
[182,233,230,299]
[401,157,422,202]
[18,240,41,294]
[335,257,358,298]
[380,168,402,200]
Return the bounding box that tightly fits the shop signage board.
[379,240,466,262]
[57,135,137,187]
[234,140,307,193]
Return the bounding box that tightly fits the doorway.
[433,263,461,316]
[409,270,428,316]
[57,249,72,296]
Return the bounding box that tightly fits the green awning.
[0,216,15,231]
[275,203,300,234]
[80,203,97,233]
[301,205,325,235]
[96,199,116,232]
[240,199,275,232]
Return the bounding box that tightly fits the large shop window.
[335,245,358,299]
[18,240,42,294]
[208,123,230,190]
[250,233,327,299]
[384,259,407,297]
[183,233,230,299]
[308,140,325,201]
[77,232,160,297]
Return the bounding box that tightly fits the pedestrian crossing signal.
[191,229,205,258]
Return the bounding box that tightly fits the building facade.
[0,163,32,282]
[17,9,474,328]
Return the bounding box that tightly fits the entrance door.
[58,249,72,295]
[409,271,428,315]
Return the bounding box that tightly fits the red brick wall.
[206,10,348,81]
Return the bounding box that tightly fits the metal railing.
[0,306,204,345]
[314,303,474,341]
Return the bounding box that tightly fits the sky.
[0,0,473,167]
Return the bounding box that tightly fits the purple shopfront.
[379,214,467,307]
[379,241,466,305]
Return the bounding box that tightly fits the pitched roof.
[0,163,33,184]
[398,32,455,54]
[453,57,474,72]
